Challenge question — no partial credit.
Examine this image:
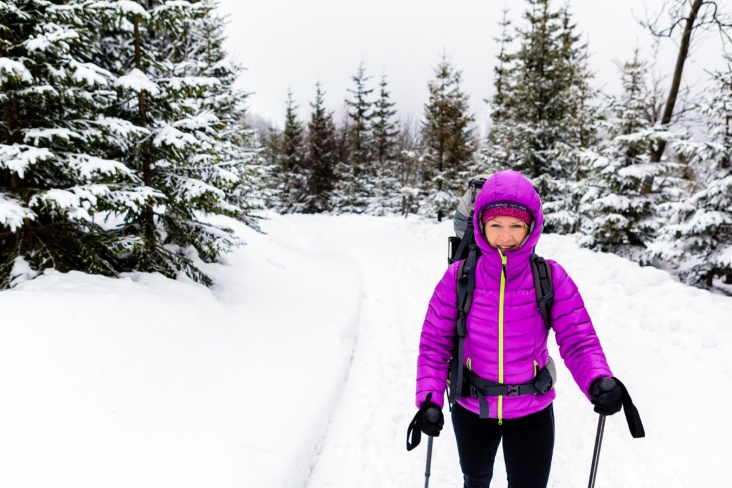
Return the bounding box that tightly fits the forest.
[2,0,731,293]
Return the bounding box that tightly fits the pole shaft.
[424,435,434,488]
[588,415,607,488]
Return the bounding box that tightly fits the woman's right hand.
[418,393,444,436]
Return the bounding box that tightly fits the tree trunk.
[650,0,704,165]
[134,16,155,245]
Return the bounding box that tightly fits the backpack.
[446,175,555,410]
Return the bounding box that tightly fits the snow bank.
[0,215,361,488]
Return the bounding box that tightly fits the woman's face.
[484,216,529,251]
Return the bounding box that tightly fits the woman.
[413,170,624,488]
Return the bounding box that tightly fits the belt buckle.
[506,385,520,396]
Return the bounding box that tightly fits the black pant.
[451,402,554,488]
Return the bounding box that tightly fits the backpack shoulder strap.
[448,244,478,405]
[531,253,554,330]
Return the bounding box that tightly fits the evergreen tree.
[368,74,402,215]
[421,54,475,221]
[274,90,308,213]
[582,50,681,260]
[304,82,337,213]
[95,0,251,285]
[0,0,154,287]
[334,62,375,213]
[345,61,374,171]
[372,75,399,166]
[649,63,732,288]
[190,2,266,231]
[484,0,598,233]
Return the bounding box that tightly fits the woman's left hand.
[590,377,622,415]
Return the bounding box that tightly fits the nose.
[496,229,515,243]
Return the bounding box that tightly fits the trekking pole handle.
[597,377,616,392]
[425,407,440,423]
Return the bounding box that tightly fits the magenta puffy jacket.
[416,170,612,421]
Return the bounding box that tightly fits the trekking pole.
[424,435,434,488]
[587,414,606,488]
[423,407,439,488]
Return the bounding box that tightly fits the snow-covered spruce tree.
[648,64,732,288]
[95,0,252,285]
[421,54,475,222]
[333,62,375,213]
[581,50,682,261]
[480,7,515,176]
[367,74,402,215]
[273,90,309,213]
[483,0,599,233]
[303,82,337,213]
[0,0,157,288]
[187,1,266,231]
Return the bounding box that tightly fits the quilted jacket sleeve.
[548,260,613,400]
[415,262,461,409]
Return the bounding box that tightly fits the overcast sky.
[217,0,728,131]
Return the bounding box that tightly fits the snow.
[31,188,92,221]
[0,213,731,488]
[24,23,80,53]
[0,58,33,84]
[98,0,151,19]
[153,125,199,149]
[24,128,80,145]
[70,61,112,87]
[0,194,36,231]
[70,154,133,180]
[115,68,160,95]
[0,144,55,178]
[165,76,221,91]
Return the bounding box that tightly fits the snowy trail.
[277,215,463,488]
[0,213,729,488]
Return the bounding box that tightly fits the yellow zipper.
[498,250,507,425]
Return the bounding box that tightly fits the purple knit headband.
[480,204,532,226]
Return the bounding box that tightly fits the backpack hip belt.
[460,364,554,419]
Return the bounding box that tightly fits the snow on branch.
[24,128,81,145]
[171,175,226,201]
[172,112,219,131]
[115,68,160,95]
[106,187,166,213]
[153,125,199,149]
[0,58,33,84]
[94,116,150,138]
[0,144,54,178]
[24,22,79,52]
[30,188,91,221]
[93,0,150,19]
[69,155,133,180]
[164,76,221,91]
[70,61,112,87]
[0,195,36,231]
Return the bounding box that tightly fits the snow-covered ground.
[0,213,730,487]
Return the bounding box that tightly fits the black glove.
[418,398,444,437]
[406,393,444,451]
[590,377,622,416]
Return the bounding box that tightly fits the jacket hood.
[472,170,543,269]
